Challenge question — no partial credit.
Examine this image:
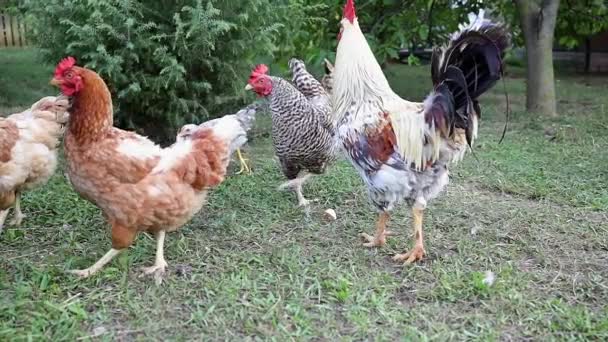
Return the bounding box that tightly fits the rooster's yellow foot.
[359,230,394,247]
[393,244,426,264]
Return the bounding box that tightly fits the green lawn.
[1,49,607,340]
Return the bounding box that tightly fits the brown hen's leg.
[0,209,9,235]
[141,230,168,285]
[235,148,251,174]
[68,223,135,278]
[68,248,122,278]
[9,192,25,226]
[360,212,393,247]
[393,208,426,264]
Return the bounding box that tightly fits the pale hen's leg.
[68,248,122,278]
[393,207,427,264]
[0,209,10,235]
[141,230,168,285]
[360,212,394,247]
[9,192,25,226]
[235,148,251,174]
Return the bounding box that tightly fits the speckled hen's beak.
[245,84,253,91]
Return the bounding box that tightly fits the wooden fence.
[0,13,27,48]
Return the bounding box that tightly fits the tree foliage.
[21,0,325,140]
[555,0,608,48]
[287,0,488,67]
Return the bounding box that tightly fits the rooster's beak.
[245,84,253,91]
[50,78,63,86]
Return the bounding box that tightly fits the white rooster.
[332,0,510,263]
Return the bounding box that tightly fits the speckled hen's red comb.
[54,56,76,77]
[344,0,356,23]
[248,64,269,82]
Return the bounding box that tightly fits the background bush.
[21,0,328,141]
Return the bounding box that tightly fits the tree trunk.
[515,0,560,117]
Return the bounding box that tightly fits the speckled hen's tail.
[289,58,328,99]
[321,58,334,94]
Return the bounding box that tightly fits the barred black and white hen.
[245,62,334,206]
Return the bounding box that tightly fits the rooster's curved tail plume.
[426,11,511,146]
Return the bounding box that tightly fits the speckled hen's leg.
[393,207,426,264]
[360,212,393,247]
[9,192,25,226]
[141,230,168,285]
[295,181,310,207]
[279,173,314,207]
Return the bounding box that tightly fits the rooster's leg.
[141,230,168,285]
[360,212,393,247]
[393,207,426,264]
[0,209,9,235]
[68,248,122,278]
[235,148,251,174]
[9,192,25,226]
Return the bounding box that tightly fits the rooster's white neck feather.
[332,19,396,122]
[332,18,429,169]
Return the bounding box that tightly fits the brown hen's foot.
[67,248,122,278]
[141,260,168,285]
[359,230,394,247]
[9,213,25,226]
[393,244,426,264]
[0,210,9,234]
[67,268,95,278]
[141,230,167,285]
[9,193,24,226]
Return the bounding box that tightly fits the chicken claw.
[67,268,95,278]
[67,248,122,279]
[140,231,168,285]
[393,244,426,265]
[9,213,25,226]
[9,193,24,226]
[235,148,251,174]
[360,230,394,247]
[141,261,168,285]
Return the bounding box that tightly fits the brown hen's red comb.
[54,56,76,77]
[249,64,269,81]
[344,0,356,23]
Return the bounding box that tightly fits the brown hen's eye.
[66,72,73,79]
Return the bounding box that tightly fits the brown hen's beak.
[245,84,253,91]
[50,77,63,86]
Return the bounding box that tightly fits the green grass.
[0,48,55,114]
[1,49,607,340]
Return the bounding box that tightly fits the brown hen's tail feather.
[426,12,510,145]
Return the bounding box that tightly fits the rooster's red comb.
[344,0,356,23]
[249,64,269,81]
[54,56,76,77]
